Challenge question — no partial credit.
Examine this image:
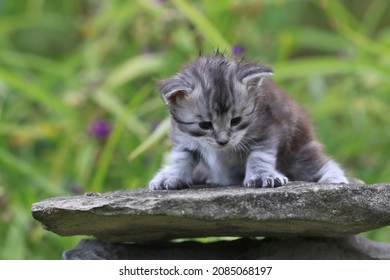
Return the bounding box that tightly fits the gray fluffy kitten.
[149,53,348,190]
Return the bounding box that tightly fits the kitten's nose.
[216,139,229,146]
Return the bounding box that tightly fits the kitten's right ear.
[158,78,192,104]
[239,64,274,87]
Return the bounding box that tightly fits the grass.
[0,0,390,259]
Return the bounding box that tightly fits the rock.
[63,236,390,260]
[31,182,390,243]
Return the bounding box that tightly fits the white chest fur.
[201,148,247,185]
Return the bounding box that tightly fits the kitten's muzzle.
[215,131,230,146]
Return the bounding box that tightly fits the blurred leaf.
[273,57,390,80]
[361,0,390,35]
[103,54,165,90]
[0,123,57,139]
[0,69,75,119]
[273,57,354,79]
[128,117,170,161]
[83,1,140,67]
[171,0,230,50]
[0,49,70,78]
[92,90,148,138]
[88,1,139,38]
[289,28,345,53]
[75,141,98,187]
[0,15,36,34]
[1,208,27,259]
[90,116,125,192]
[0,149,63,196]
[322,0,390,57]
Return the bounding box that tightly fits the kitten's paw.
[149,177,189,191]
[317,161,349,184]
[318,175,349,184]
[244,173,288,188]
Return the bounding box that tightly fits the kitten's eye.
[231,117,241,126]
[198,122,213,130]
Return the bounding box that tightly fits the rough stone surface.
[63,236,390,260]
[31,182,390,243]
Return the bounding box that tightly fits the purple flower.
[70,184,84,194]
[89,119,112,140]
[61,178,85,194]
[232,45,245,56]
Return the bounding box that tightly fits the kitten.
[149,53,348,190]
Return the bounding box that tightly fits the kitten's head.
[158,53,273,149]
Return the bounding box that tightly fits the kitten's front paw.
[318,175,349,184]
[244,173,288,188]
[149,177,189,191]
[316,161,349,184]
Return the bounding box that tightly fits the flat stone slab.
[31,182,390,243]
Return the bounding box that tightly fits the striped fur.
[149,53,348,190]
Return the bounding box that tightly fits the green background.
[0,0,389,259]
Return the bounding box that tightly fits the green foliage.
[0,0,389,259]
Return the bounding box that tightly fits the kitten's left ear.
[239,64,274,87]
[158,78,193,104]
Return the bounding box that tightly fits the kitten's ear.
[239,64,274,87]
[158,78,192,104]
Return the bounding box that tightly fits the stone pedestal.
[31,182,390,259]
